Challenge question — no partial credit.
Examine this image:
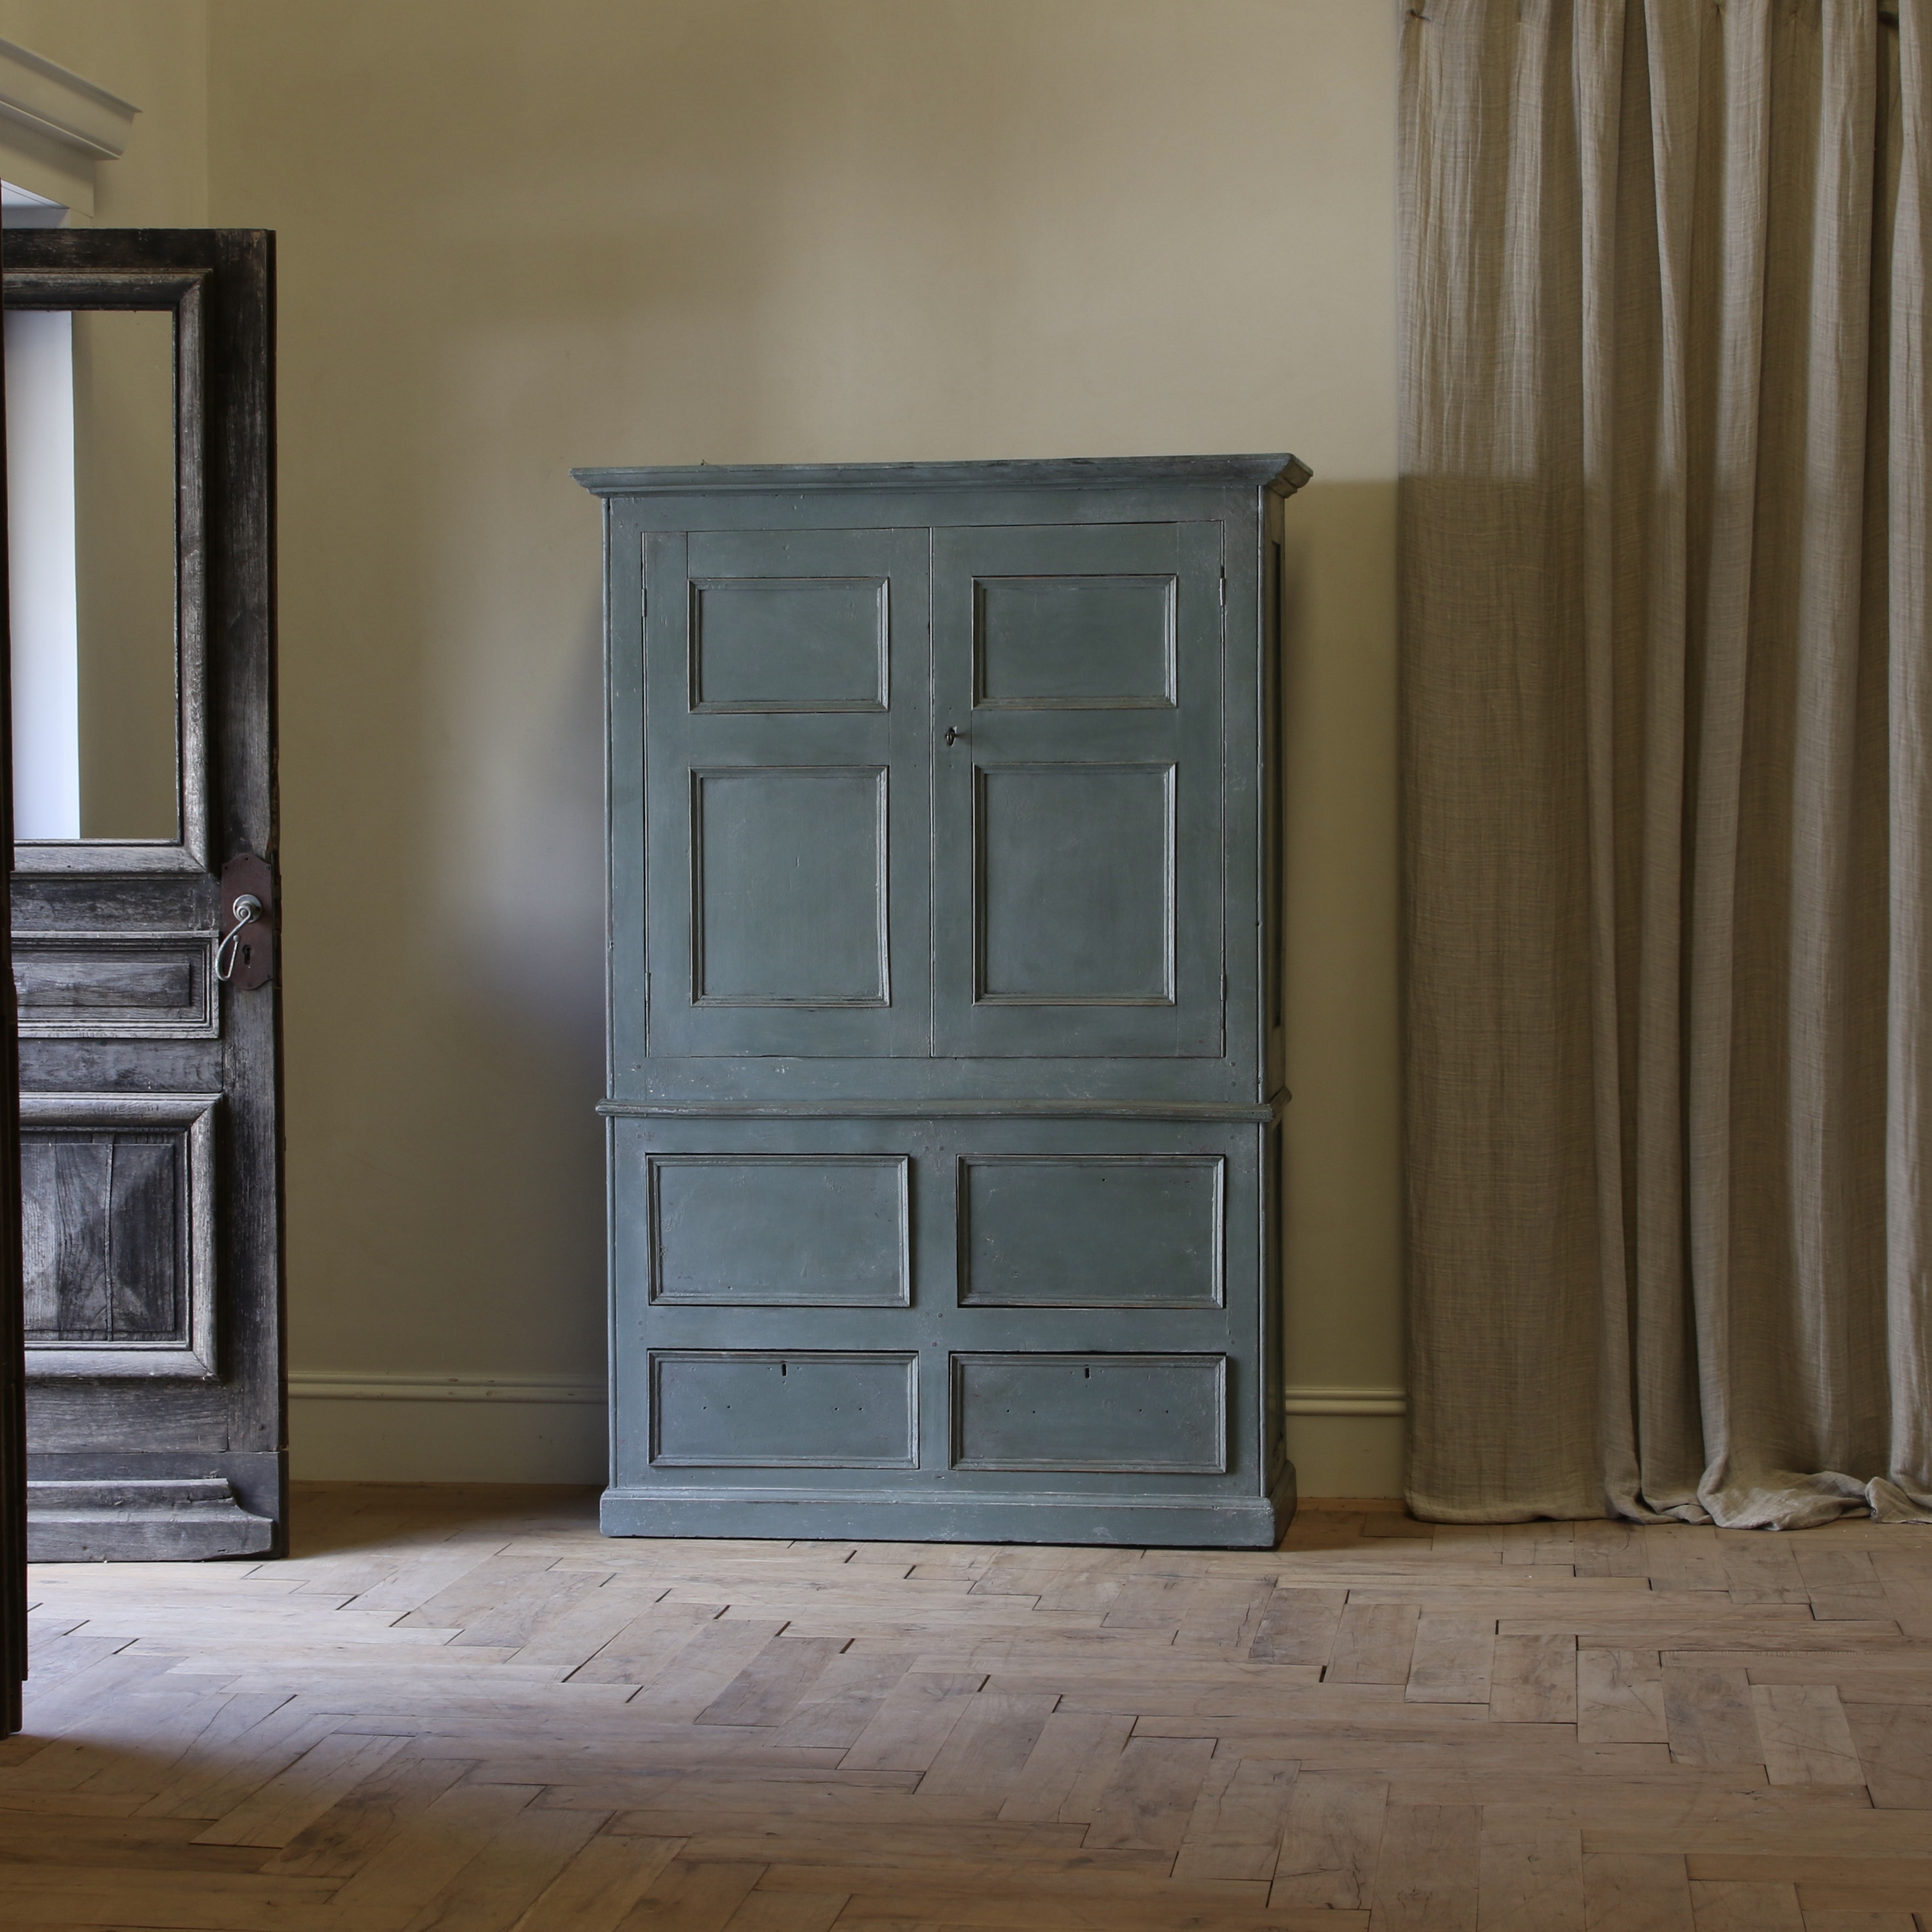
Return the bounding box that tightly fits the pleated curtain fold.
[1401,0,1932,1526]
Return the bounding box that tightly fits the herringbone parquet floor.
[5,1484,1932,1930]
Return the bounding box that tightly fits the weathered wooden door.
[0,264,28,1730]
[4,230,282,1560]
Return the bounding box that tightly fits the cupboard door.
[931,522,1224,1057]
[642,528,931,1057]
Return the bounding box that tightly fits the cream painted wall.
[17,0,1403,1496]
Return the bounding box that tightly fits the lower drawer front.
[609,1115,1272,1516]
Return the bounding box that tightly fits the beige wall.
[19,0,1405,1495]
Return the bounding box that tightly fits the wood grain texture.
[0,277,24,1734]
[2,1489,1929,1925]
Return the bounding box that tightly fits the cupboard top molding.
[572,453,1312,500]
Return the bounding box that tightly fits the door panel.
[975,761,1174,1003]
[957,1153,1223,1308]
[647,1154,910,1307]
[692,765,887,1003]
[20,1093,217,1377]
[5,229,282,1559]
[643,528,930,1057]
[14,932,216,1037]
[933,522,1223,1057]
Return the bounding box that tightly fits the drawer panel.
[950,1351,1226,1474]
[648,1154,909,1306]
[650,1349,918,1468]
[958,1154,1222,1307]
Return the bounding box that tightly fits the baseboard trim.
[1283,1385,1407,1417]
[290,1372,604,1405]
[291,1372,1403,1417]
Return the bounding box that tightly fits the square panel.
[20,1092,219,1379]
[958,1155,1223,1307]
[973,574,1176,709]
[974,762,1175,1004]
[690,576,888,713]
[648,1154,910,1305]
[691,765,889,1006]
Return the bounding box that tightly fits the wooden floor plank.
[1684,1877,1805,1928]
[507,1834,687,1932]
[1406,1611,1496,1704]
[996,1710,1133,1825]
[1578,1649,1667,1745]
[1247,1587,1345,1667]
[839,1672,989,1774]
[1168,1755,1298,1882]
[1491,1633,1577,1724]
[1325,1603,1420,1684]
[1081,1734,1217,1852]
[1368,1800,1479,1930]
[1270,1772,1386,1910]
[192,1729,408,1848]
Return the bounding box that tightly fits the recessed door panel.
[649,1155,909,1306]
[641,527,930,1058]
[692,766,887,1005]
[950,1353,1227,1473]
[650,1350,918,1467]
[19,1093,217,1379]
[976,762,1173,1003]
[14,934,215,1038]
[934,522,1223,1057]
[974,575,1175,708]
[691,576,887,712]
[959,1155,1223,1307]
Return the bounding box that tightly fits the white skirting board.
[288,1373,1407,1496]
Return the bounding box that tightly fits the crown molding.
[0,37,135,162]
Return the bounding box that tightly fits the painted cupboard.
[576,456,1307,1546]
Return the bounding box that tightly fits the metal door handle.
[944,726,960,746]
[215,894,264,983]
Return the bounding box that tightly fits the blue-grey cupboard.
[575,455,1307,1546]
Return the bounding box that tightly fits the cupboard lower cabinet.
[577,456,1307,1546]
[601,1114,1287,1545]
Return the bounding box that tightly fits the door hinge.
[1218,570,1227,611]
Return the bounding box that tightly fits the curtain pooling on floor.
[1401,0,1932,1527]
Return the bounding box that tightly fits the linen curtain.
[1402,0,1932,1527]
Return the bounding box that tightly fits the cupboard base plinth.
[600,1464,1295,1549]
